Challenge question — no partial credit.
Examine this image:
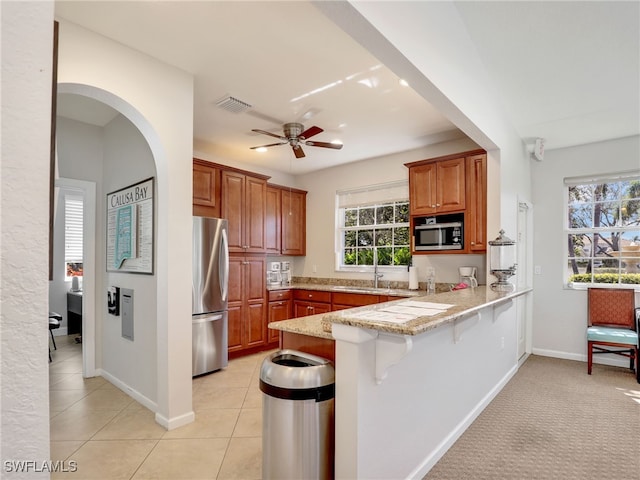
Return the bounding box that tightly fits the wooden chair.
[586,288,639,383]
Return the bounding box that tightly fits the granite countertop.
[268,313,333,340]
[267,282,424,298]
[269,285,532,339]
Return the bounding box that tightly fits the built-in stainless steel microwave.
[414,221,463,251]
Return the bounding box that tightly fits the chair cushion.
[587,326,638,345]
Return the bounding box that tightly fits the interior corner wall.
[1,0,55,468]
[56,19,194,426]
[531,135,640,361]
[102,114,158,403]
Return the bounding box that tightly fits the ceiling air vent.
[215,95,252,114]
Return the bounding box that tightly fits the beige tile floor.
[49,334,272,479]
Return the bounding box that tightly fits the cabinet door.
[466,154,487,252]
[227,303,243,352]
[245,256,266,347]
[244,175,266,253]
[409,163,438,215]
[281,189,306,256]
[193,160,221,217]
[268,299,291,343]
[265,186,281,254]
[222,171,245,252]
[293,300,331,317]
[436,157,466,213]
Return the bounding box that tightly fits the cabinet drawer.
[268,289,292,302]
[331,292,380,307]
[292,289,332,303]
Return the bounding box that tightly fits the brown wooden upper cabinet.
[466,153,488,253]
[407,157,466,215]
[266,184,307,256]
[406,149,487,254]
[222,170,268,253]
[193,159,221,218]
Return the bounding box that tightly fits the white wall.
[296,138,486,285]
[102,114,158,403]
[51,117,105,334]
[57,19,194,428]
[531,135,640,362]
[1,0,55,472]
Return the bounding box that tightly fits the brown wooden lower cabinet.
[267,290,292,344]
[227,255,267,355]
[280,331,335,362]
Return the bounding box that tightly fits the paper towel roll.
[408,266,419,290]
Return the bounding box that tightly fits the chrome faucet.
[373,249,384,288]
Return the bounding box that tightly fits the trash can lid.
[260,349,334,390]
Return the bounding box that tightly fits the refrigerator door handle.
[192,313,223,324]
[219,227,229,303]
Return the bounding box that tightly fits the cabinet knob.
[436,203,441,207]
[471,242,475,245]
[431,204,436,208]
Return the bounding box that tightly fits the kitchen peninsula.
[269,285,532,479]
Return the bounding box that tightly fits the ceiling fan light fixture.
[255,147,267,153]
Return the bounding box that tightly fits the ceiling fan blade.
[304,140,343,150]
[250,142,287,150]
[251,129,286,140]
[299,125,323,140]
[292,145,306,158]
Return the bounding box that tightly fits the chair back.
[588,288,636,330]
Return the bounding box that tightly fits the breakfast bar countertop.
[268,285,532,339]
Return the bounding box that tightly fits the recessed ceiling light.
[399,79,409,87]
[255,147,267,153]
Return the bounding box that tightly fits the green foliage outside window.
[340,201,410,267]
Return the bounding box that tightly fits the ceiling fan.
[250,122,343,158]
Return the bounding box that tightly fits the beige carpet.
[425,355,640,480]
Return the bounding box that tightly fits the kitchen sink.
[331,285,380,293]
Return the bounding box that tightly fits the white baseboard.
[532,348,631,368]
[155,410,195,431]
[98,368,158,413]
[407,363,519,479]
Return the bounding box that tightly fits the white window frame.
[64,194,84,279]
[335,181,410,272]
[564,170,640,290]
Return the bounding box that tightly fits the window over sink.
[336,181,411,271]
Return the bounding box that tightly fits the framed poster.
[106,177,154,274]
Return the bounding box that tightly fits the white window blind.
[337,180,409,209]
[65,195,83,272]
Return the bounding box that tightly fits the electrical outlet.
[500,336,505,350]
[312,264,317,273]
[534,265,542,275]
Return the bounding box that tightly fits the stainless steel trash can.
[260,350,335,480]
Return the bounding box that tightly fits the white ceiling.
[54,1,639,175]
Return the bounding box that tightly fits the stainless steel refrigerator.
[192,216,229,376]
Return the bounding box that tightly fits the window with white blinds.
[336,181,411,269]
[65,195,83,277]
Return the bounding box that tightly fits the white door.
[516,200,532,359]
